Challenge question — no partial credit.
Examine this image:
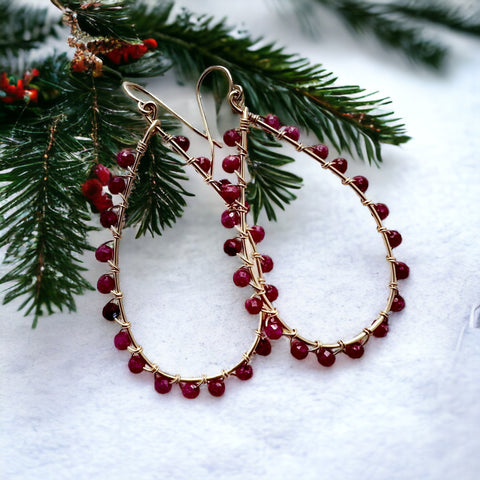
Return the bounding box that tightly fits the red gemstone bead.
[331,157,348,174]
[316,348,336,367]
[180,382,200,399]
[221,210,240,228]
[195,156,211,173]
[261,255,274,273]
[374,203,389,220]
[395,261,410,280]
[265,284,279,302]
[81,178,103,199]
[222,155,241,173]
[283,125,300,141]
[100,210,118,229]
[256,338,272,356]
[235,364,253,381]
[310,144,329,160]
[373,321,389,338]
[220,184,241,204]
[223,129,241,147]
[128,355,146,374]
[345,342,365,359]
[92,193,113,213]
[291,339,309,360]
[114,330,130,350]
[391,294,405,312]
[245,296,263,314]
[352,176,369,193]
[223,238,242,256]
[249,225,265,243]
[264,114,281,130]
[116,149,136,168]
[93,164,111,185]
[97,274,115,294]
[108,176,126,194]
[154,374,172,394]
[233,268,251,287]
[387,230,402,248]
[95,244,113,262]
[208,379,226,397]
[103,302,120,321]
[173,135,190,151]
[265,319,283,340]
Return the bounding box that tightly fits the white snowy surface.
[1,1,480,479]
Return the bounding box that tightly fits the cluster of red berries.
[104,38,158,65]
[0,70,39,104]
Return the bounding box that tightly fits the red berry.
[207,379,226,397]
[143,38,158,49]
[173,136,190,151]
[220,184,241,204]
[233,268,251,287]
[373,321,389,338]
[386,230,402,248]
[103,302,120,321]
[222,155,241,173]
[221,210,240,228]
[114,330,130,350]
[391,294,405,312]
[180,382,200,399]
[93,164,110,185]
[283,126,300,141]
[128,355,146,374]
[97,274,115,294]
[374,203,389,220]
[291,339,309,360]
[92,193,113,213]
[223,129,241,147]
[265,320,283,340]
[264,114,281,130]
[310,144,329,159]
[256,338,272,356]
[249,225,265,243]
[154,374,172,394]
[81,179,103,199]
[352,176,369,193]
[195,156,211,173]
[100,210,118,229]
[395,261,410,280]
[245,296,263,314]
[116,149,136,168]
[344,342,364,359]
[265,285,278,302]
[235,364,253,381]
[223,238,242,256]
[331,157,348,174]
[108,176,126,194]
[261,255,274,273]
[316,348,336,367]
[95,244,113,262]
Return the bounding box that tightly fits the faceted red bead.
[223,129,241,147]
[93,164,110,185]
[391,294,405,312]
[233,268,251,287]
[100,210,118,229]
[128,355,146,374]
[235,364,253,381]
[114,330,130,350]
[395,261,410,280]
[249,225,265,243]
[154,374,172,394]
[220,184,241,204]
[310,144,329,160]
[265,284,278,302]
[331,157,348,174]
[103,302,120,321]
[81,178,103,199]
[256,338,272,356]
[97,274,115,294]
[283,125,300,141]
[374,203,389,220]
[207,379,226,397]
[373,321,389,338]
[387,230,402,248]
[291,339,309,360]
[108,176,126,194]
[245,296,263,314]
[264,114,281,130]
[180,382,200,399]
[344,342,365,359]
[92,193,113,213]
[222,155,241,173]
[195,156,211,173]
[95,244,113,262]
[221,210,240,228]
[173,135,190,151]
[352,176,369,193]
[265,320,283,340]
[116,149,136,168]
[261,255,274,273]
[223,238,242,256]
[316,348,336,367]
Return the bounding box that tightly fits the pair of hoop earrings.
[89,66,408,398]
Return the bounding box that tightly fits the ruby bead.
[310,144,329,160]
[208,379,226,397]
[81,178,103,199]
[108,175,126,194]
[128,355,146,374]
[261,255,274,273]
[173,135,190,151]
[387,230,402,248]
[373,321,389,338]
[223,238,242,256]
[264,114,281,130]
[195,156,211,173]
[235,364,253,381]
[180,382,200,399]
[93,164,110,185]
[114,330,130,350]
[233,268,251,287]
[283,125,300,141]
[154,374,172,394]
[316,348,336,367]
[395,261,410,280]
[265,284,279,302]
[220,184,241,204]
[256,338,272,356]
[95,244,113,262]
[265,320,283,340]
[391,294,405,312]
[221,210,240,228]
[100,210,118,229]
[352,176,369,193]
[92,193,113,212]
[331,157,348,174]
[97,274,115,294]
[345,342,365,359]
[291,339,309,360]
[374,203,389,220]
[116,149,136,168]
[223,129,241,147]
[245,296,263,314]
[103,302,120,321]
[222,155,240,173]
[249,225,265,243]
